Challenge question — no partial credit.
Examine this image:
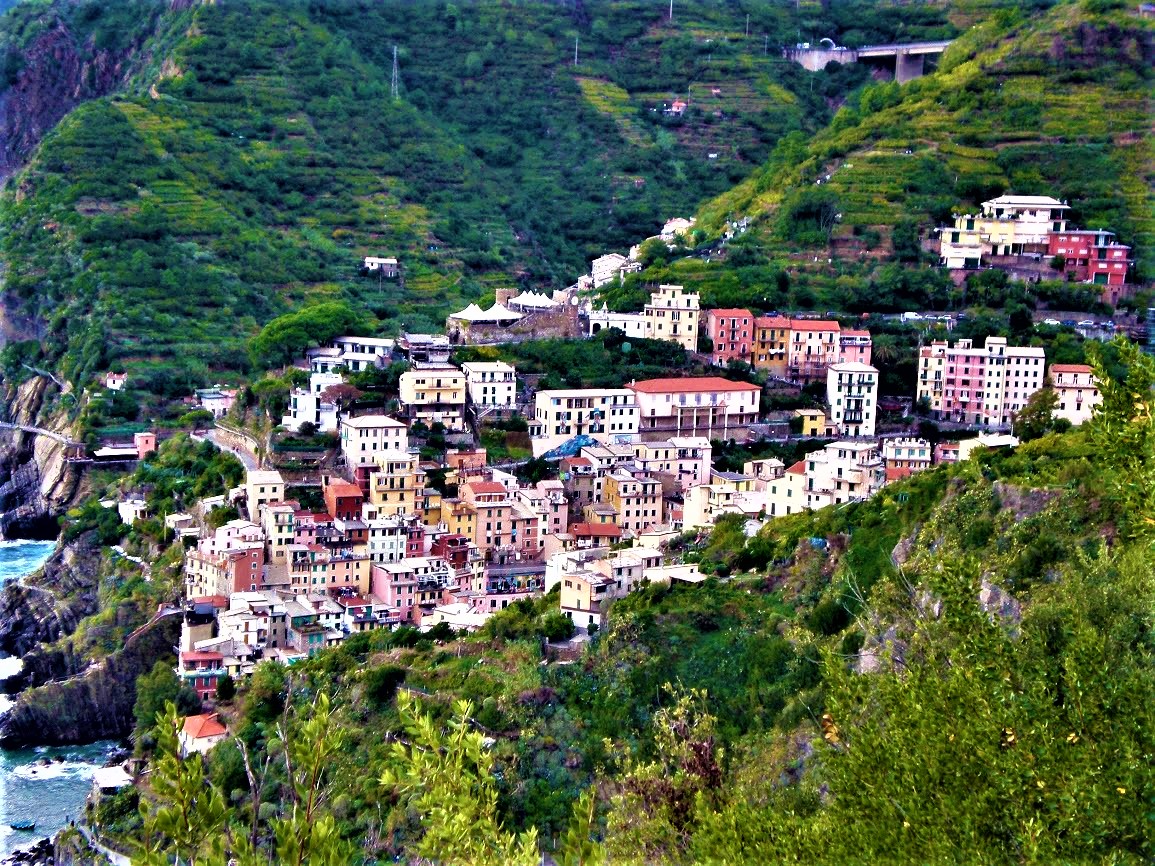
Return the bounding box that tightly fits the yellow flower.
[1117,787,1127,795]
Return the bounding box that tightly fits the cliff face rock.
[0,613,181,747]
[0,19,133,181]
[0,376,85,539]
[0,532,101,660]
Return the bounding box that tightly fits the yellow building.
[753,316,790,376]
[643,284,700,351]
[602,470,662,535]
[439,498,477,541]
[939,195,1070,269]
[683,470,762,529]
[399,364,467,431]
[794,409,826,437]
[368,450,426,517]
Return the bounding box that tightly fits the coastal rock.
[0,534,102,661]
[0,614,181,747]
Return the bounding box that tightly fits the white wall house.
[463,361,517,409]
[826,362,879,438]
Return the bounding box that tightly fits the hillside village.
[129,192,1126,710]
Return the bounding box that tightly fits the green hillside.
[699,0,1155,277]
[1,0,907,394]
[88,340,1155,864]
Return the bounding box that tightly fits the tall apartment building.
[462,361,517,409]
[826,362,879,438]
[705,309,753,366]
[643,284,700,351]
[752,318,871,383]
[1046,230,1132,305]
[399,364,467,431]
[602,470,663,535]
[339,415,409,470]
[916,337,1045,429]
[628,377,760,441]
[530,388,639,456]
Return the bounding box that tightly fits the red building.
[705,308,754,367]
[1047,229,1132,305]
[322,478,364,521]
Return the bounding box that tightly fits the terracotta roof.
[181,650,223,662]
[841,329,871,338]
[629,377,760,394]
[886,467,913,482]
[754,316,791,328]
[789,319,840,332]
[561,457,593,468]
[571,523,622,537]
[465,481,507,495]
[786,460,807,475]
[1049,364,1093,374]
[324,481,364,498]
[707,308,754,319]
[189,595,230,609]
[183,713,227,740]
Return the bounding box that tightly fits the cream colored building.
[1049,364,1100,427]
[399,364,467,430]
[683,470,764,529]
[245,470,285,518]
[631,437,712,490]
[826,362,879,438]
[643,284,700,351]
[339,415,409,469]
[530,388,639,456]
[463,361,517,409]
[603,470,663,535]
[629,377,760,440]
[939,194,1070,268]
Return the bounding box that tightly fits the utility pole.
[574,35,579,66]
[668,0,673,22]
[764,34,769,55]
[391,45,400,102]
[746,14,750,37]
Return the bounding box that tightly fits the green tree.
[1012,383,1060,441]
[381,692,541,865]
[134,661,200,737]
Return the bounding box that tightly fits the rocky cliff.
[0,376,84,539]
[0,612,181,747]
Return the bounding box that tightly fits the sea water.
[0,539,118,856]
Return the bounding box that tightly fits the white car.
[1043,318,1060,326]
[1077,320,1095,327]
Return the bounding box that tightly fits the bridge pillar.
[895,50,925,83]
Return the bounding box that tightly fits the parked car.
[1043,318,1061,326]
[1077,320,1095,327]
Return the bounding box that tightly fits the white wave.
[9,760,98,782]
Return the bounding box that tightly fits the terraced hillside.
[699,0,1155,278]
[0,0,966,395]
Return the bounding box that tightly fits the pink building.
[370,557,454,624]
[787,321,842,382]
[916,338,1045,429]
[839,330,873,366]
[705,309,754,367]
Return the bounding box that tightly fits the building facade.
[629,377,760,440]
[826,362,879,438]
[705,309,753,366]
[643,285,700,351]
[1049,363,1101,427]
[916,337,1046,429]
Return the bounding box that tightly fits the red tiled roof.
[183,713,227,740]
[754,316,791,328]
[561,457,593,468]
[1049,364,1093,374]
[324,481,363,498]
[886,467,913,482]
[707,308,754,319]
[629,377,760,394]
[841,329,871,338]
[465,481,507,495]
[786,460,806,475]
[189,595,229,609]
[571,523,622,537]
[181,650,223,662]
[789,319,840,332]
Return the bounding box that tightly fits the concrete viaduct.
[783,39,953,83]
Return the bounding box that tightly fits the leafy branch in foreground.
[381,691,606,866]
